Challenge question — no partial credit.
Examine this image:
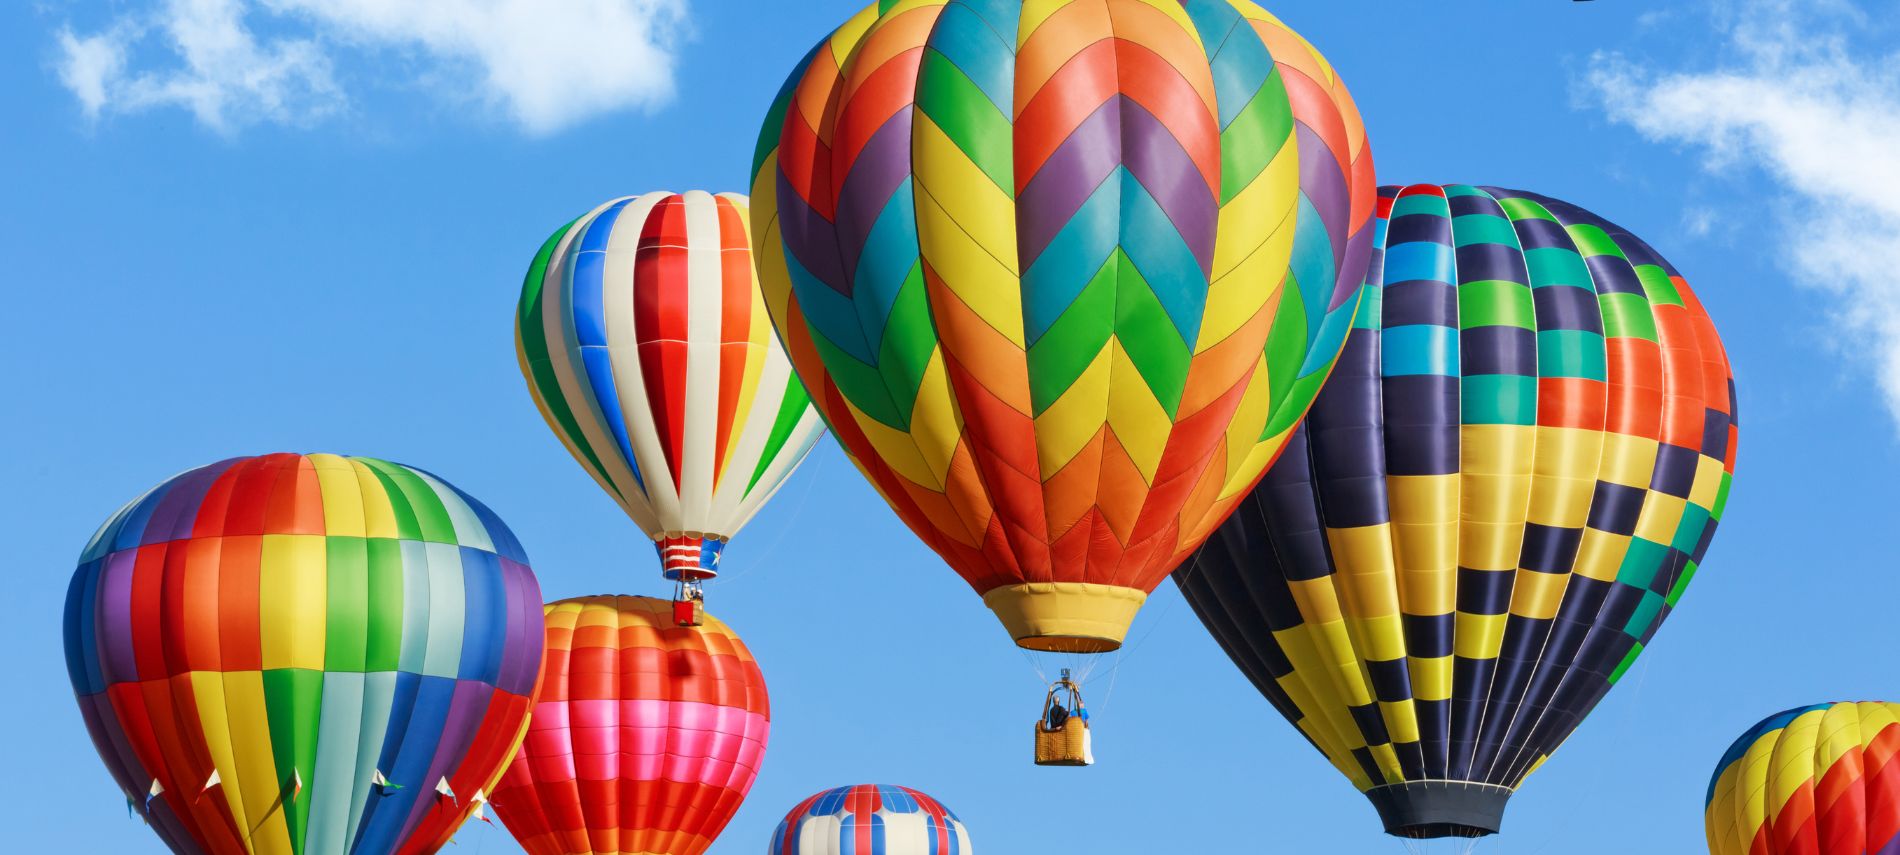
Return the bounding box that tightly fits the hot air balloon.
[749,0,1374,656]
[517,191,826,613]
[1178,185,1738,838]
[769,785,972,855]
[489,596,769,855]
[63,453,546,855]
[1706,702,1900,855]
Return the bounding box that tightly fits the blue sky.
[5,1,1899,853]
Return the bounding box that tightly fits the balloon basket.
[672,597,703,627]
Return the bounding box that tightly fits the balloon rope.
[704,448,825,587]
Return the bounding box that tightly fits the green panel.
[1624,591,1665,638]
[1498,197,1557,222]
[1711,472,1733,520]
[516,219,620,498]
[917,49,1013,193]
[362,460,456,544]
[814,332,909,428]
[1457,280,1535,329]
[1566,224,1627,259]
[1028,252,1117,415]
[1607,641,1645,685]
[1451,215,1520,249]
[1264,368,1328,437]
[1666,559,1698,606]
[1537,329,1608,380]
[1522,248,1593,290]
[1460,374,1536,425]
[1351,283,1381,330]
[1391,193,1449,220]
[1218,68,1293,205]
[324,537,369,672]
[1597,292,1658,342]
[263,668,323,854]
[363,538,404,672]
[1635,264,1684,307]
[1671,505,1712,554]
[747,377,816,494]
[361,465,422,541]
[1263,271,1310,418]
[1615,538,1670,590]
[1115,250,1191,418]
[875,261,934,420]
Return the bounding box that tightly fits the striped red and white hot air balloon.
[517,191,825,584]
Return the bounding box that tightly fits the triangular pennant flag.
[144,779,165,813]
[371,769,403,794]
[434,776,456,806]
[195,768,221,803]
[470,789,492,825]
[290,769,304,802]
[125,794,137,820]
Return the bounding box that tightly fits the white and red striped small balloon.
[769,785,972,855]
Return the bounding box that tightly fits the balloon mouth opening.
[1014,634,1122,654]
[981,583,1147,654]
[1365,781,1511,839]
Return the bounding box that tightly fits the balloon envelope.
[490,596,769,855]
[1706,702,1900,855]
[63,453,546,855]
[769,785,971,855]
[751,0,1374,652]
[1178,185,1738,837]
[518,191,826,580]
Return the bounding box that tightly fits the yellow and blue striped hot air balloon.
[751,0,1376,654]
[63,453,546,855]
[1180,185,1738,838]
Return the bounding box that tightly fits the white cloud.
[53,0,686,135]
[55,0,341,133]
[1586,1,1900,426]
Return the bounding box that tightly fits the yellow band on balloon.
[981,582,1148,653]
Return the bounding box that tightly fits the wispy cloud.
[1585,0,1900,426]
[53,0,687,135]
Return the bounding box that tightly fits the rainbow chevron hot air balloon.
[1179,185,1738,838]
[1707,702,1900,855]
[751,0,1375,653]
[517,191,825,582]
[63,453,546,855]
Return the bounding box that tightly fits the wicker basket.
[1033,682,1093,766]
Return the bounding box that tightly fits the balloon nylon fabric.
[768,784,971,855]
[1177,185,1738,836]
[750,0,1373,651]
[517,191,826,580]
[62,453,546,855]
[1707,702,1900,855]
[490,596,769,855]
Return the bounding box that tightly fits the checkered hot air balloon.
[769,785,972,855]
[750,0,1374,654]
[1707,702,1900,855]
[517,192,827,583]
[489,596,769,855]
[1178,185,1739,838]
[62,453,547,855]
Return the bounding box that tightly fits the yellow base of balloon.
[982,582,1146,653]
